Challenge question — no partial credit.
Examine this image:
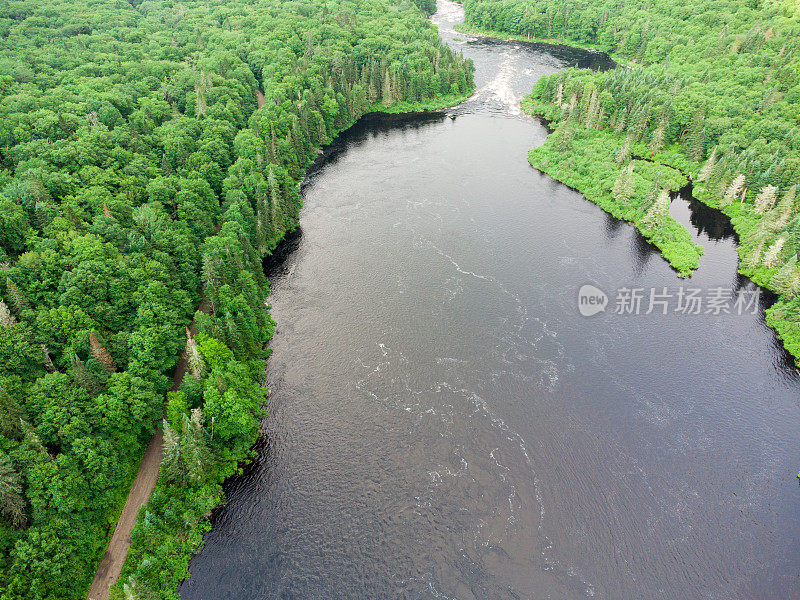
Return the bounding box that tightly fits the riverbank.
[523,107,703,277]
[105,88,474,600]
[453,22,631,67]
[371,92,473,114]
[521,91,800,363]
[457,13,800,363]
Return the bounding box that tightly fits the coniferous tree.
[0,451,25,528]
[162,420,183,484]
[70,354,105,396]
[584,87,600,128]
[185,329,205,380]
[629,104,650,142]
[183,409,210,484]
[90,332,118,372]
[41,345,55,372]
[567,93,578,120]
[642,189,671,228]
[616,135,632,163]
[553,122,575,152]
[763,236,787,268]
[202,253,222,314]
[649,119,666,154]
[754,185,779,214]
[697,147,718,181]
[710,149,730,191]
[0,300,15,327]
[613,110,627,134]
[640,173,663,212]
[612,162,635,205]
[744,239,766,269]
[269,125,278,164]
[687,108,706,161]
[721,174,746,207]
[769,255,800,295]
[5,278,27,313]
[267,166,282,235]
[382,69,393,104]
[772,185,797,229]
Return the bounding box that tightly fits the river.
[179,1,800,598]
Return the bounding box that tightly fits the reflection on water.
[180,2,800,599]
[685,196,737,242]
[669,185,736,243]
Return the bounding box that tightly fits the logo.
[578,284,608,316]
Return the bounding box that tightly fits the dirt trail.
[86,301,211,600]
[86,426,163,600]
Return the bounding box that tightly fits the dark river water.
[180,2,800,598]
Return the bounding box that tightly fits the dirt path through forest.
[86,301,211,600]
[85,426,163,600]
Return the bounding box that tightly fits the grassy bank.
[371,92,472,114]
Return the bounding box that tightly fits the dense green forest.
[0,0,473,597]
[461,0,800,355]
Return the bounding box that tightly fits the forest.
[0,0,473,598]
[461,0,800,357]
[6,0,799,595]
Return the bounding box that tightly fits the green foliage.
[0,196,31,259]
[165,392,189,433]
